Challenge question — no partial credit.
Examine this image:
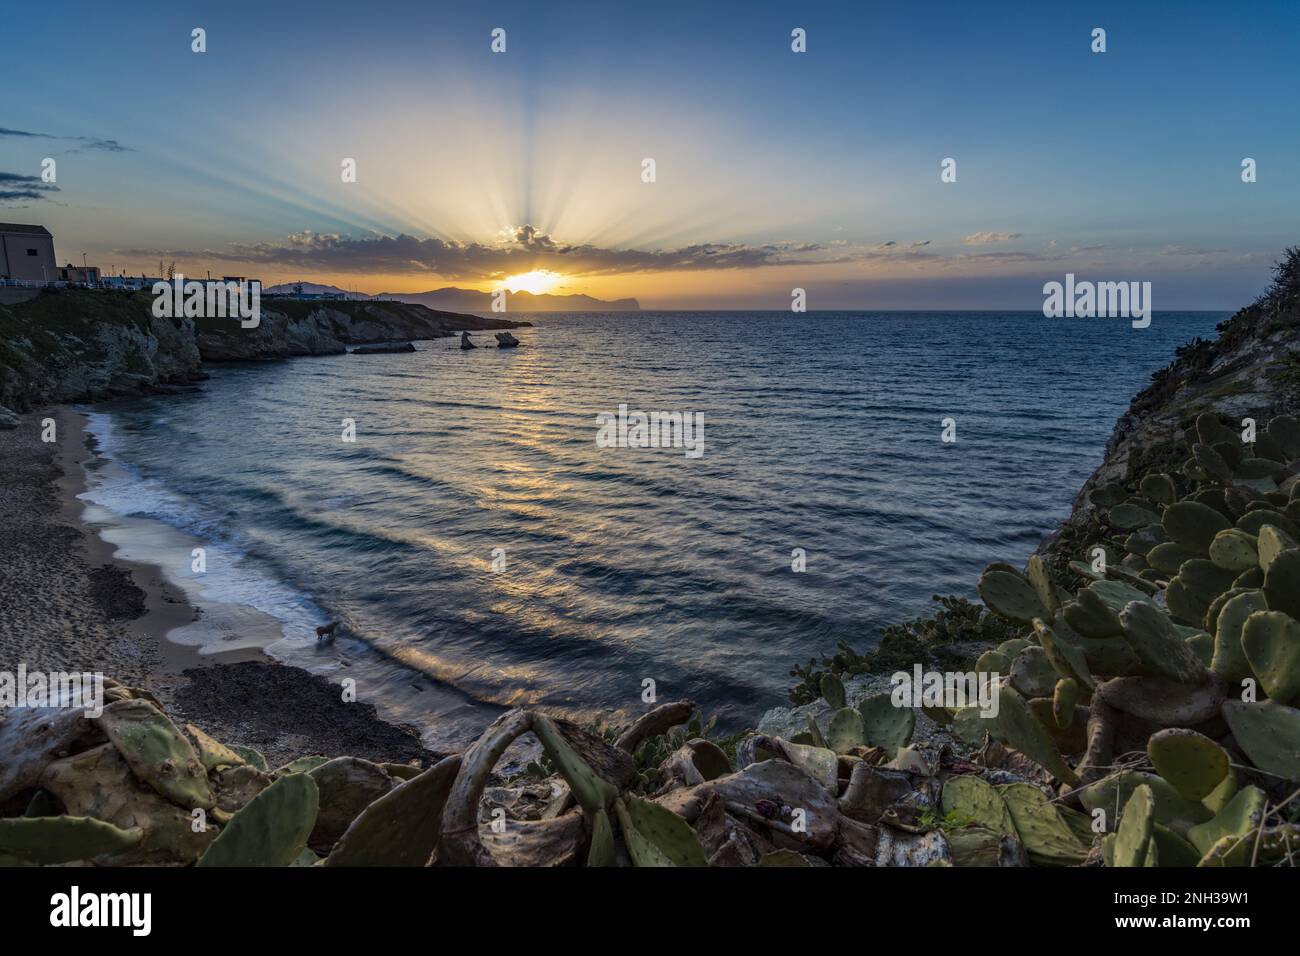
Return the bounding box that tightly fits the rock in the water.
[495,331,520,348]
[460,331,477,349]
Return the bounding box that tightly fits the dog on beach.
[315,621,338,644]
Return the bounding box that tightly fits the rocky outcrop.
[1042,250,1300,568]
[195,298,529,362]
[0,289,531,411]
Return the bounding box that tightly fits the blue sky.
[2,0,1297,308]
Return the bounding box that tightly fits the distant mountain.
[263,282,371,299]
[263,283,639,313]
[381,287,641,313]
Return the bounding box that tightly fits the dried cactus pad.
[97,699,213,810]
[184,723,246,771]
[1146,728,1228,801]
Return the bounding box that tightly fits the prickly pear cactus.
[614,796,708,867]
[856,692,915,755]
[0,816,143,865]
[977,567,1047,623]
[1240,610,1300,703]
[197,772,320,867]
[1146,728,1228,801]
[1112,784,1155,868]
[96,699,213,811]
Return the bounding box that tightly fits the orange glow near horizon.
[496,270,563,295]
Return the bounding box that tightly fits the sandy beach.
[0,406,438,767]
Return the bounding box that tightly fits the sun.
[499,270,562,295]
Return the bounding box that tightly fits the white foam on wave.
[79,411,328,653]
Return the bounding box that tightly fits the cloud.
[0,171,60,204]
[0,127,131,152]
[122,225,903,279]
[963,231,1022,244]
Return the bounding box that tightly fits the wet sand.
[0,407,438,767]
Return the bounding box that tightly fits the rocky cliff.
[1042,247,1300,571]
[0,289,531,412]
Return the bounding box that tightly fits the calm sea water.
[81,310,1225,748]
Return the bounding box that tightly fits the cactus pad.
[1208,529,1259,572]
[940,775,1015,837]
[531,714,619,814]
[986,684,1078,785]
[1025,554,1060,613]
[1146,728,1229,801]
[1257,524,1297,572]
[97,699,213,810]
[1162,500,1231,552]
[1221,700,1300,780]
[825,707,866,753]
[1211,590,1268,683]
[1063,587,1122,638]
[1053,678,1078,728]
[1110,502,1160,530]
[819,672,846,710]
[586,808,617,867]
[184,723,246,771]
[1188,785,1267,865]
[0,815,143,864]
[1118,601,1207,685]
[1112,784,1155,867]
[1263,548,1300,619]
[1240,610,1300,703]
[977,568,1048,623]
[1010,645,1058,698]
[614,796,708,867]
[857,692,916,754]
[197,772,319,867]
[998,783,1087,866]
[1139,473,1177,506]
[324,755,461,867]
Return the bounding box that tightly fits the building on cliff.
[56,263,101,284]
[0,223,57,282]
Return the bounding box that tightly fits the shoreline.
[0,404,438,768]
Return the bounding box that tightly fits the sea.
[77,310,1227,750]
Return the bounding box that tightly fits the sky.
[2,1,1298,309]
